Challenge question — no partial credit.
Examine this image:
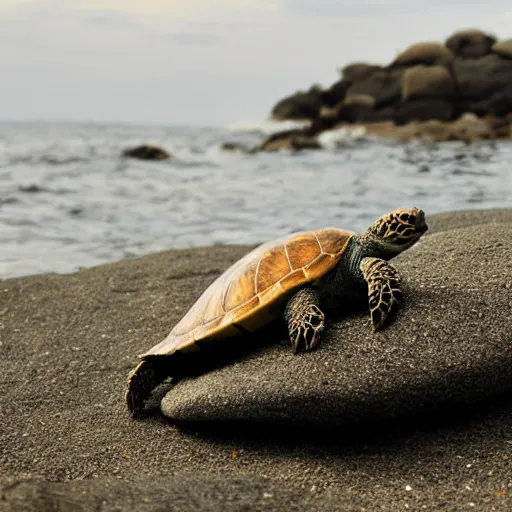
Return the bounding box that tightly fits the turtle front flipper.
[283,287,325,353]
[360,257,402,332]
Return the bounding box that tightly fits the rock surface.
[122,145,171,161]
[1,209,512,511]
[265,28,512,146]
[445,29,496,59]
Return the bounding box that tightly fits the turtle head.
[362,207,428,256]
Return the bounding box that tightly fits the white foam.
[318,125,367,148]
[227,118,311,135]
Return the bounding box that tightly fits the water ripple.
[0,121,511,278]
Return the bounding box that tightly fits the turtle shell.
[143,228,355,358]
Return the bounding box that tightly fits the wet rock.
[343,94,376,107]
[345,69,403,108]
[162,223,512,427]
[393,98,454,124]
[401,65,455,101]
[336,97,396,124]
[340,62,382,82]
[364,113,511,142]
[363,114,510,142]
[220,142,252,153]
[460,86,512,118]
[391,41,454,68]
[320,79,350,107]
[446,29,496,59]
[336,103,374,123]
[492,39,512,59]
[18,184,44,193]
[255,130,321,152]
[122,145,171,161]
[453,54,512,100]
[336,94,377,122]
[271,86,323,121]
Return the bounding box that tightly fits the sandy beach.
[1,208,511,511]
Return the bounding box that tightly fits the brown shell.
[143,228,355,357]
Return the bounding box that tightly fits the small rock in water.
[122,145,171,161]
[19,184,44,193]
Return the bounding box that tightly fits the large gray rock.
[391,41,454,67]
[271,87,323,121]
[162,223,512,426]
[446,29,496,59]
[492,39,512,59]
[320,79,350,107]
[401,65,455,100]
[345,69,403,108]
[453,54,512,100]
[393,98,454,124]
[341,62,382,82]
[122,145,171,161]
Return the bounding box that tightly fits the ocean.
[0,120,511,279]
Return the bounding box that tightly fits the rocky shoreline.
[119,29,512,159]
[1,208,512,511]
[252,29,512,151]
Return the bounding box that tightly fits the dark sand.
[1,208,511,511]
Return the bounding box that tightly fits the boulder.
[343,94,376,107]
[445,29,496,59]
[363,115,511,142]
[320,79,350,107]
[256,130,321,152]
[391,41,454,68]
[271,87,323,121]
[220,142,252,153]
[453,54,512,100]
[339,105,398,124]
[341,62,382,82]
[346,69,403,108]
[492,39,512,59]
[401,65,455,101]
[337,103,375,123]
[459,86,512,118]
[122,145,171,161]
[162,223,512,427]
[393,99,454,124]
[336,94,388,123]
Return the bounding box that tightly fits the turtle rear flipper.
[125,356,176,418]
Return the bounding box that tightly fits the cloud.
[0,0,281,18]
[280,0,424,16]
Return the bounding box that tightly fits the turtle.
[126,207,428,417]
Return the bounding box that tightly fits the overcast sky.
[1,0,511,126]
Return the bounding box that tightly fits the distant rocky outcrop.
[271,85,324,121]
[261,28,512,149]
[122,145,171,161]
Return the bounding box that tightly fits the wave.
[226,118,311,136]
